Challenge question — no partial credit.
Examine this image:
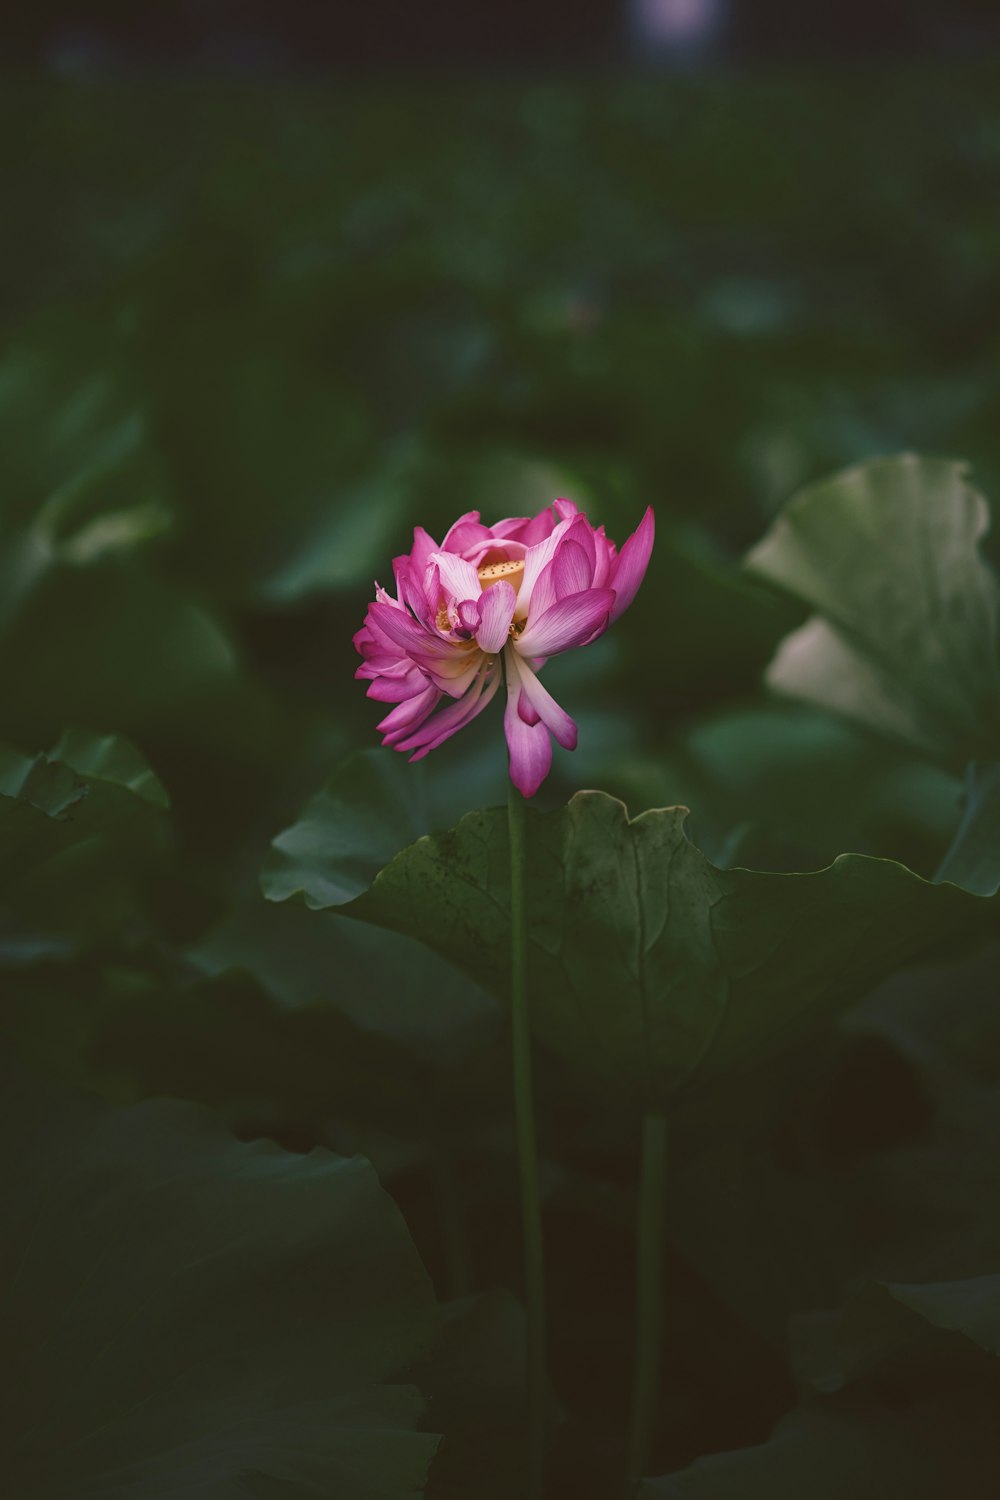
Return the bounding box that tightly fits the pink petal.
[563,515,597,571]
[516,515,575,619]
[475,579,516,653]
[517,691,541,726]
[425,653,484,699]
[366,602,457,664]
[441,511,492,554]
[553,497,579,522]
[430,550,481,605]
[503,666,552,798]
[591,526,615,588]
[609,506,654,623]
[493,508,558,547]
[518,538,594,634]
[462,537,528,569]
[457,599,480,633]
[551,537,594,598]
[410,526,439,579]
[489,516,529,539]
[365,666,428,702]
[515,587,615,658]
[378,683,441,744]
[399,663,501,758]
[509,653,577,749]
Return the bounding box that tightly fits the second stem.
[627,1110,668,1491]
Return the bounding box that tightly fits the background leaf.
[745,455,1000,764]
[4,1070,440,1500]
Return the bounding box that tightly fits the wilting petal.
[504,665,552,798]
[399,663,501,758]
[516,587,615,658]
[475,579,516,653]
[609,506,654,623]
[378,683,441,744]
[509,651,577,749]
[365,665,428,702]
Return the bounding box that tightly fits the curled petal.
[457,599,480,633]
[509,651,577,749]
[518,691,541,726]
[503,660,552,798]
[609,506,655,623]
[398,663,501,759]
[365,666,428,703]
[378,683,441,745]
[515,587,615,658]
[475,579,516,653]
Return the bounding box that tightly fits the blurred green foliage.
[5,65,1000,1498]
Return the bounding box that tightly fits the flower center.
[477,558,524,593]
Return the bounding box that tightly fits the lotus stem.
[507,776,547,1499]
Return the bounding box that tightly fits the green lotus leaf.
[340,791,988,1108]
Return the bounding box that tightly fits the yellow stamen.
[477,558,525,593]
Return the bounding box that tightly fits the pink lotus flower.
[354,498,655,797]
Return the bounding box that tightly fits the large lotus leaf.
[339,791,986,1108]
[640,1392,1000,1499]
[744,454,1000,765]
[4,1071,439,1499]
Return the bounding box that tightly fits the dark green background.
[5,63,1000,1497]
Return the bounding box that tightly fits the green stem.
[508,777,547,1499]
[627,1111,668,1491]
